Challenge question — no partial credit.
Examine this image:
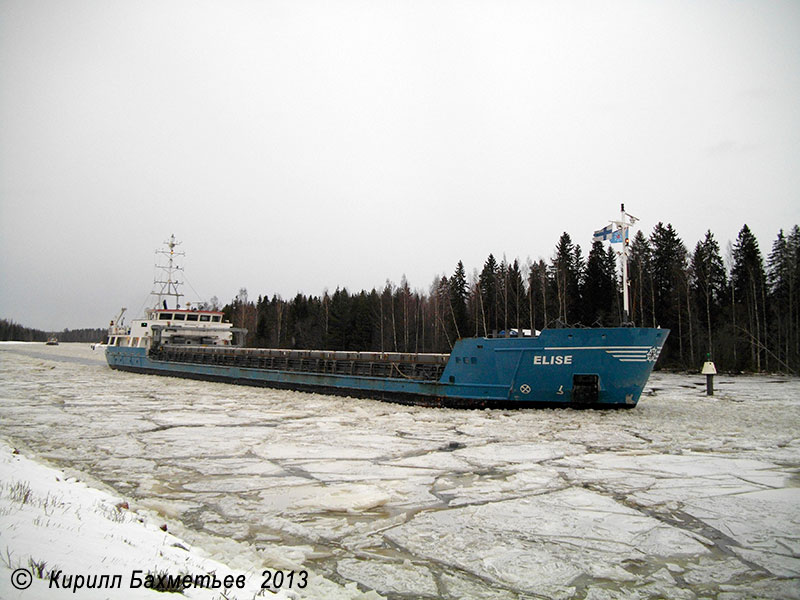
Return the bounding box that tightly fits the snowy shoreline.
[0,441,381,600]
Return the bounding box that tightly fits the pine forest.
[223,223,800,374]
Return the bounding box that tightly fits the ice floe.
[1,343,799,599]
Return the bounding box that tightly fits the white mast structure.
[610,204,638,324]
[153,234,185,310]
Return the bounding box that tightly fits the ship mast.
[152,234,185,309]
[610,204,638,325]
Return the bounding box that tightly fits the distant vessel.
[46,337,58,346]
[106,224,668,408]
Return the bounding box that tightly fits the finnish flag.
[593,225,613,241]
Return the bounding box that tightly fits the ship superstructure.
[106,235,244,351]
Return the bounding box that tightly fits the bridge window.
[212,315,221,322]
[158,313,172,320]
[200,314,210,322]
[186,314,199,321]
[173,313,185,321]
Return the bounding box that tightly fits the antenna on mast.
[592,205,638,326]
[618,204,633,325]
[152,234,185,309]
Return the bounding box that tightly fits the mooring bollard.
[701,355,717,396]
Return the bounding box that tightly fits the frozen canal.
[1,342,798,599]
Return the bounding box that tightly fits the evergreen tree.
[788,226,800,370]
[766,227,800,372]
[650,223,688,365]
[497,258,509,332]
[628,230,655,327]
[436,275,455,350]
[479,254,499,335]
[449,261,469,338]
[606,246,622,324]
[349,291,375,351]
[398,275,412,352]
[550,233,582,324]
[527,259,549,331]
[285,293,325,349]
[574,244,585,313]
[253,295,272,347]
[689,230,727,358]
[380,281,395,352]
[731,225,768,370]
[466,268,482,338]
[582,240,616,325]
[506,259,526,332]
[326,287,352,350]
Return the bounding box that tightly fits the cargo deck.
[152,346,449,382]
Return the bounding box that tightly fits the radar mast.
[152,234,185,309]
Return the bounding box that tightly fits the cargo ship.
[107,224,667,408]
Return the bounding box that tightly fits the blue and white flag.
[610,227,629,244]
[593,225,613,241]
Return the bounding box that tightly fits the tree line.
[0,319,106,343]
[223,223,800,374]
[3,222,797,373]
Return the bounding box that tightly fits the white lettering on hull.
[533,355,573,365]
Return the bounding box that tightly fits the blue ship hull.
[106,328,668,408]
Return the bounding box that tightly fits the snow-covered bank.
[0,441,381,600]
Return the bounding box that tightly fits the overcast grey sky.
[1,0,799,330]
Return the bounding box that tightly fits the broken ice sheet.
[288,459,435,483]
[684,487,800,577]
[186,456,288,476]
[680,555,753,585]
[563,452,781,479]
[452,441,583,470]
[433,464,563,507]
[386,450,475,472]
[556,452,791,507]
[290,483,391,512]
[438,571,530,600]
[385,488,709,595]
[337,558,438,597]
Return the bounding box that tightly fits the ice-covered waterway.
[1,342,798,599]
